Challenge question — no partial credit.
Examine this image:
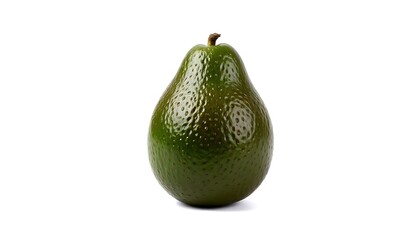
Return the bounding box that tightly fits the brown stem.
[208,33,221,46]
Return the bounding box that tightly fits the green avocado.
[148,33,273,207]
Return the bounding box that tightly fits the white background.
[1,0,419,239]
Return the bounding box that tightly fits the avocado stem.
[208,33,221,46]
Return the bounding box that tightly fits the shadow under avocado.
[176,200,256,212]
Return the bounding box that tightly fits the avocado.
[148,33,273,207]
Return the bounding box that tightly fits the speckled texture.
[148,43,273,206]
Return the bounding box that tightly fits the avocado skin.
[148,43,273,207]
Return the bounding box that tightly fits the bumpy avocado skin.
[148,43,273,207]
